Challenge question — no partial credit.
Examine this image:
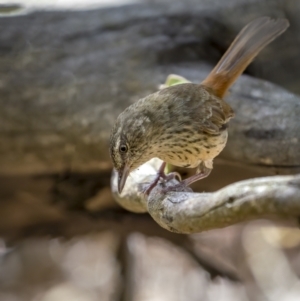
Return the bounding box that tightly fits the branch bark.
[112,159,300,233]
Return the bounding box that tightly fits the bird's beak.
[118,164,130,194]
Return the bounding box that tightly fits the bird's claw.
[141,172,181,195]
[160,182,194,194]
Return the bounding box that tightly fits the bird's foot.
[141,162,182,195]
[161,181,193,193]
[161,164,212,193]
[142,171,181,195]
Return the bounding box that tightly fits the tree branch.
[112,159,300,233]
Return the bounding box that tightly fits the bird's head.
[109,105,156,194]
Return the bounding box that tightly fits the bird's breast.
[157,130,228,168]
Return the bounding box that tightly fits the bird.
[109,16,289,194]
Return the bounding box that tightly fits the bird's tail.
[201,17,289,98]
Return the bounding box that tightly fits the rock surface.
[0,0,299,174]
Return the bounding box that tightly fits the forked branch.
[111,159,300,234]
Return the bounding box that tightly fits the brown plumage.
[109,17,289,194]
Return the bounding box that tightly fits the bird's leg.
[142,162,166,195]
[161,161,211,193]
[142,162,181,195]
[181,163,212,186]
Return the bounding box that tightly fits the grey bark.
[112,159,300,233]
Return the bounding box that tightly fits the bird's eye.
[119,144,128,153]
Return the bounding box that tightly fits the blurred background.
[0,0,300,300]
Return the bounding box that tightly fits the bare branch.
[112,159,300,233]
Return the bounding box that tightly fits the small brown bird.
[110,17,289,194]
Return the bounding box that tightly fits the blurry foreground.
[1,222,300,301]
